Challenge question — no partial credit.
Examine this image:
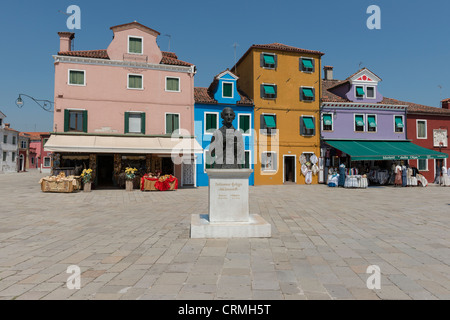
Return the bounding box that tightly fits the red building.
[406,99,450,183]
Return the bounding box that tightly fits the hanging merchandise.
[305,171,313,184]
[299,154,307,165]
[310,154,318,165]
[312,164,319,175]
[301,164,308,176]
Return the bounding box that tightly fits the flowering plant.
[125,167,138,180]
[80,169,93,184]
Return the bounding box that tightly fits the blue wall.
[194,103,254,187]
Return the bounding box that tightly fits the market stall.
[140,174,178,191]
[39,172,81,193]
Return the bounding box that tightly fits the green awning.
[356,87,365,96]
[302,59,314,69]
[264,115,276,128]
[325,140,448,161]
[303,117,315,129]
[368,116,377,128]
[302,88,314,98]
[395,117,404,128]
[355,115,364,127]
[263,54,275,65]
[263,85,276,95]
[323,114,332,126]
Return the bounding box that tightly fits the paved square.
[0,171,449,300]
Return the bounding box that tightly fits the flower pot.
[126,180,133,191]
[83,182,91,192]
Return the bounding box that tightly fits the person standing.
[394,162,402,187]
[401,162,407,187]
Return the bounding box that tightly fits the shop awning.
[324,140,448,161]
[263,54,275,65]
[44,134,203,154]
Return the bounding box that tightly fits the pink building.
[23,132,52,173]
[45,22,202,188]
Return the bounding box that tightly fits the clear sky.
[0,0,449,132]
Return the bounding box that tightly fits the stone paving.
[0,171,449,300]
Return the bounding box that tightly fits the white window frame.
[321,112,334,132]
[416,119,427,139]
[300,86,315,102]
[68,69,86,86]
[204,112,219,135]
[261,83,277,99]
[394,115,405,134]
[354,113,365,132]
[203,149,211,173]
[261,151,277,172]
[165,76,181,92]
[300,57,314,73]
[300,115,315,136]
[43,157,51,168]
[128,35,144,55]
[261,52,276,69]
[366,114,377,133]
[366,86,376,99]
[418,158,428,171]
[222,81,234,99]
[165,112,181,135]
[127,73,144,90]
[21,140,27,149]
[238,113,252,136]
[282,154,297,183]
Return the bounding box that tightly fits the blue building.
[194,69,254,186]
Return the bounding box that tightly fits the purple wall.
[321,107,407,140]
[345,84,383,103]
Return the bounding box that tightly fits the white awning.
[44,134,203,154]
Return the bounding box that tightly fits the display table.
[140,175,178,191]
[344,175,368,189]
[40,175,81,193]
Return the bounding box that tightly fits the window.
[2,152,6,161]
[322,113,333,131]
[222,82,233,98]
[300,116,315,136]
[128,36,143,54]
[300,87,315,101]
[166,77,180,92]
[300,58,314,72]
[261,152,277,172]
[128,74,143,89]
[68,70,85,86]
[260,53,277,69]
[31,157,34,165]
[0,118,2,126]
[355,86,365,98]
[125,112,145,134]
[64,110,87,132]
[355,114,365,132]
[417,120,427,139]
[21,140,27,149]
[367,115,377,132]
[243,151,251,169]
[12,136,16,145]
[260,114,277,135]
[3,135,6,144]
[261,84,277,99]
[366,86,375,99]
[12,152,16,162]
[394,116,404,133]
[166,113,180,134]
[44,157,51,167]
[238,114,251,135]
[418,159,428,171]
[205,113,218,134]
[43,138,48,145]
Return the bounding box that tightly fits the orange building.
[232,43,324,185]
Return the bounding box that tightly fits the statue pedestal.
[190,169,271,238]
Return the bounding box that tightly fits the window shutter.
[166,114,173,134]
[260,114,267,131]
[64,110,69,132]
[300,117,304,135]
[312,59,315,73]
[274,55,278,69]
[260,53,264,67]
[299,87,304,101]
[260,84,264,98]
[299,58,303,72]
[312,117,316,136]
[312,87,316,102]
[124,112,129,133]
[82,110,88,133]
[274,85,277,98]
[174,114,179,132]
[141,113,146,134]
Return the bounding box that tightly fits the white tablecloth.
[344,175,368,188]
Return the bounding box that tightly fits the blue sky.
[0,0,449,132]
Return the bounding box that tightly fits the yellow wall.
[236,48,322,185]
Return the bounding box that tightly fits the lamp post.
[15,94,54,113]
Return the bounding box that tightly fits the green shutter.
[129,75,142,89]
[69,71,84,85]
[223,83,233,97]
[302,59,314,70]
[129,37,142,54]
[167,78,179,91]
[323,114,332,126]
[368,115,377,128]
[302,88,314,98]
[141,113,146,134]
[356,87,365,96]
[174,114,179,132]
[264,85,276,95]
[244,152,250,169]
[264,115,276,128]
[166,114,173,134]
[64,109,70,132]
[303,117,315,129]
[263,54,275,65]
[206,114,217,132]
[82,110,88,133]
[395,117,404,128]
[124,112,129,133]
[355,115,364,127]
[239,115,250,133]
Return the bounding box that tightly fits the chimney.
[58,32,75,52]
[324,66,333,80]
[5,123,10,128]
[441,98,450,110]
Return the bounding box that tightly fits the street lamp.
[15,94,54,113]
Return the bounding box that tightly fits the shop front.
[44,134,203,189]
[322,140,448,188]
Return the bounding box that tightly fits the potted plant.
[125,167,137,191]
[81,169,93,192]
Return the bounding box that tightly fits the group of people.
[435,164,450,186]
